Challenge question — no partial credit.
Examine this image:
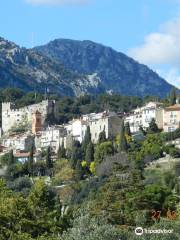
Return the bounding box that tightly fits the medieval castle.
[1,100,56,134]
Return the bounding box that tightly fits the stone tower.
[32,111,42,134]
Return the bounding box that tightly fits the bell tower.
[32,111,42,134]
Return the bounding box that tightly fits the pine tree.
[119,120,128,152]
[46,146,53,169]
[85,141,94,165]
[125,122,131,136]
[82,126,91,154]
[170,87,177,105]
[98,130,107,143]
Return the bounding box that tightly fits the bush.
[62,213,125,240]
[169,148,180,158]
[94,141,114,166]
[7,176,32,194]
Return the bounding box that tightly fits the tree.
[0,179,65,239]
[28,145,34,176]
[139,125,146,136]
[82,126,91,154]
[94,141,114,166]
[85,141,94,165]
[125,122,131,136]
[53,159,74,185]
[70,140,82,169]
[57,142,66,159]
[147,118,159,134]
[8,149,15,165]
[170,87,177,105]
[98,130,107,143]
[119,120,128,152]
[46,146,53,169]
[62,213,123,240]
[75,160,84,181]
[27,180,62,237]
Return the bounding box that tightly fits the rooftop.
[165,104,180,111]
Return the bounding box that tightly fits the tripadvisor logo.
[135,227,144,236]
[134,227,174,236]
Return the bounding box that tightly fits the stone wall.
[2,100,56,134]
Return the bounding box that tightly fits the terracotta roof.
[14,152,30,158]
[165,104,180,111]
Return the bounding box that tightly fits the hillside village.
[0,87,180,240]
[0,98,179,163]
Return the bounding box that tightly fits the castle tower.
[32,111,42,134]
[2,102,15,133]
[2,102,14,112]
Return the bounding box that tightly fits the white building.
[64,111,121,144]
[1,100,56,134]
[64,119,87,143]
[125,102,163,133]
[34,111,121,150]
[35,126,67,152]
[2,133,34,152]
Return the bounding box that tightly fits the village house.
[2,133,34,152]
[35,126,67,152]
[163,104,180,132]
[86,111,121,143]
[64,119,87,143]
[125,102,163,133]
[64,111,122,144]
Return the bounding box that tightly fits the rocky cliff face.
[35,39,174,98]
[0,37,103,96]
[0,37,175,97]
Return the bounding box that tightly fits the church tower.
[32,111,42,134]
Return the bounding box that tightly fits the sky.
[1,0,180,88]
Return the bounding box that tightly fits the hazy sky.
[1,0,180,88]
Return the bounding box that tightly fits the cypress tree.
[29,145,34,176]
[139,125,146,136]
[125,122,131,136]
[82,126,91,154]
[85,141,94,165]
[98,130,107,143]
[8,150,15,165]
[119,120,128,152]
[147,118,159,134]
[170,87,177,105]
[57,142,66,159]
[75,160,84,181]
[46,146,53,169]
[70,140,82,169]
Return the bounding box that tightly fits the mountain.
[0,37,176,98]
[35,39,175,98]
[0,37,103,96]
